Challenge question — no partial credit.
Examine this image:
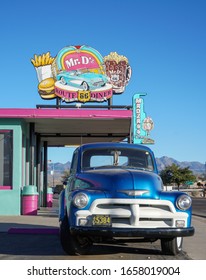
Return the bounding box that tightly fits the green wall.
[0,119,27,215]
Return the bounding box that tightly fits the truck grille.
[75,198,188,228]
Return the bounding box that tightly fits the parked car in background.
[52,185,64,194]
[59,142,194,255]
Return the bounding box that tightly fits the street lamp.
[48,160,54,188]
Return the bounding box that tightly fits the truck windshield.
[82,147,154,171]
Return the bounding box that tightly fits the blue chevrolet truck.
[59,142,194,255]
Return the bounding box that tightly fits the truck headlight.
[73,192,88,208]
[176,194,192,210]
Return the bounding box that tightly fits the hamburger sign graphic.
[31,45,131,103]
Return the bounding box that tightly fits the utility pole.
[205,162,206,180]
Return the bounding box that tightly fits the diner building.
[0,105,132,215]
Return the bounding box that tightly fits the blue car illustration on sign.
[56,69,108,91]
[59,142,194,255]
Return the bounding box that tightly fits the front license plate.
[92,215,111,226]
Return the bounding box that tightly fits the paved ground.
[182,215,206,259]
[0,207,59,233]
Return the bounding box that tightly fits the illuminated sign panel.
[56,45,103,72]
[31,45,131,103]
[132,93,154,144]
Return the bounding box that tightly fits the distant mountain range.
[156,156,205,174]
[48,161,71,173]
[48,157,206,180]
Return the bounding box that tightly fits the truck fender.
[59,189,66,222]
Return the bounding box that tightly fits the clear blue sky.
[1,0,206,164]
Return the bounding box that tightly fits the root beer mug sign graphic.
[31,45,132,103]
[104,52,132,94]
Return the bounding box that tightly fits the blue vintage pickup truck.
[59,142,194,255]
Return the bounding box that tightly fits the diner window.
[0,130,13,189]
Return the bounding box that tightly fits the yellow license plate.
[92,215,111,226]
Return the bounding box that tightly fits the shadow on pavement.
[0,232,190,260]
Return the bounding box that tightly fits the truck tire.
[60,215,92,255]
[161,237,183,255]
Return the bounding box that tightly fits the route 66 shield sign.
[78,91,91,103]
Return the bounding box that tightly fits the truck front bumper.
[70,226,195,238]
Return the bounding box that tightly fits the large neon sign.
[31,45,131,103]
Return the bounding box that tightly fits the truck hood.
[77,168,162,199]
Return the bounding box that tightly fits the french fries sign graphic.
[31,45,132,102]
[31,52,55,67]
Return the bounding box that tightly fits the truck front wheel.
[161,237,183,255]
[60,215,92,255]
